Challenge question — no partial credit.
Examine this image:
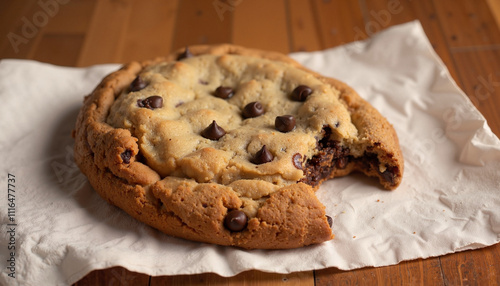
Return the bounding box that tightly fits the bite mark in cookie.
[300,126,351,187]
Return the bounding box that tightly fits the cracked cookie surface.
[73,44,403,249]
[107,53,359,188]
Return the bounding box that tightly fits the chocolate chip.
[121,149,132,164]
[177,46,193,60]
[275,115,296,132]
[291,85,312,101]
[242,102,264,118]
[292,153,303,169]
[224,210,247,232]
[201,120,226,140]
[326,215,333,227]
[137,96,163,109]
[214,86,234,99]
[130,76,147,92]
[335,122,340,128]
[252,145,273,164]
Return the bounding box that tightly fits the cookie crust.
[73,44,403,249]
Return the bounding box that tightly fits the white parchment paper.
[1,21,500,286]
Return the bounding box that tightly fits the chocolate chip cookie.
[73,44,403,249]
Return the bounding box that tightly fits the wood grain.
[433,0,500,47]
[43,0,96,34]
[1,0,499,285]
[172,0,232,50]
[311,0,366,48]
[72,267,149,286]
[77,0,133,66]
[315,258,444,286]
[119,0,179,63]
[287,0,322,52]
[0,0,46,59]
[487,0,500,29]
[151,270,314,286]
[360,0,461,84]
[440,245,500,285]
[232,0,290,53]
[31,34,84,66]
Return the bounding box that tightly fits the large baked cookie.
[73,44,403,249]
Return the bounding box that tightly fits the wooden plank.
[151,270,314,286]
[406,0,460,83]
[360,0,460,83]
[287,0,322,52]
[0,0,28,40]
[172,0,232,51]
[43,0,96,34]
[0,0,46,59]
[433,0,500,47]
[486,0,500,29]
[232,0,290,53]
[450,47,500,137]
[30,33,84,66]
[439,244,500,285]
[310,0,365,48]
[72,267,150,286]
[399,258,444,285]
[0,0,36,50]
[119,0,180,62]
[316,266,382,286]
[25,0,96,66]
[76,0,134,66]
[315,258,444,286]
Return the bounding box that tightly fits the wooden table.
[2,0,500,285]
